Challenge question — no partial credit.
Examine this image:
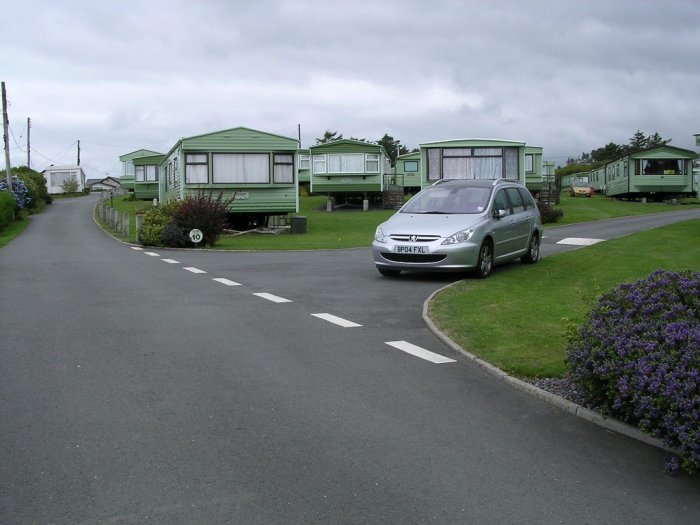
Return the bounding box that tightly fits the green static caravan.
[119,149,162,193]
[560,171,590,189]
[298,149,311,185]
[133,154,165,200]
[589,145,698,200]
[394,151,422,193]
[309,139,391,204]
[159,126,299,229]
[419,138,528,189]
[524,146,544,194]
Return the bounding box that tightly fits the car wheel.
[475,241,493,278]
[521,232,540,264]
[378,267,401,277]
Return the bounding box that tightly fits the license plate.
[395,245,429,254]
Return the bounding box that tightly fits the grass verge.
[428,219,700,379]
[551,192,699,225]
[0,215,30,248]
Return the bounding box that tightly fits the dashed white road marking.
[311,313,362,328]
[144,251,160,257]
[162,259,180,264]
[213,278,242,286]
[184,267,207,274]
[130,246,144,251]
[557,237,604,246]
[253,292,292,303]
[385,341,457,364]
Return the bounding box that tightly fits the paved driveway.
[1,196,699,524]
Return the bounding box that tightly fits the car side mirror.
[493,209,507,219]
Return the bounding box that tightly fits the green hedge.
[0,191,15,231]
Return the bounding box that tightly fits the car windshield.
[401,186,492,214]
[573,181,589,187]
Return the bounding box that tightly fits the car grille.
[381,252,447,263]
[389,234,442,242]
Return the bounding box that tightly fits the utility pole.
[2,81,12,189]
[77,139,80,166]
[298,123,301,149]
[26,117,30,168]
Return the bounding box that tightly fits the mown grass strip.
[428,219,700,379]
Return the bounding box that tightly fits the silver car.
[372,179,543,277]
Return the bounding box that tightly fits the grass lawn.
[0,215,30,248]
[106,194,397,249]
[551,192,699,225]
[428,219,700,379]
[215,196,396,250]
[104,191,699,250]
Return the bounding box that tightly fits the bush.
[61,177,79,194]
[0,176,32,210]
[567,269,700,474]
[161,223,189,248]
[0,190,15,231]
[538,202,564,224]
[14,166,52,208]
[138,202,181,247]
[172,192,234,247]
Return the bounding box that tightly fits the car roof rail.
[492,178,522,186]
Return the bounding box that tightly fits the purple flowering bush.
[567,269,700,474]
[0,176,32,210]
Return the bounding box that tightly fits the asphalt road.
[1,195,699,524]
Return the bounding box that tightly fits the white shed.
[42,165,86,194]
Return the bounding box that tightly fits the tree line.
[558,130,671,176]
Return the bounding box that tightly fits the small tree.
[61,177,79,194]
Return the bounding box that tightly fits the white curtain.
[213,153,269,183]
[135,166,145,182]
[471,158,502,179]
[328,154,364,173]
[273,154,294,183]
[313,155,326,174]
[146,165,157,182]
[442,157,469,179]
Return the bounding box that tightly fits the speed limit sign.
[189,229,204,244]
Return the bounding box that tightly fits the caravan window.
[365,154,380,173]
[213,153,270,184]
[146,165,158,182]
[186,154,208,184]
[427,147,519,180]
[328,153,364,173]
[404,160,419,172]
[642,159,683,175]
[313,155,327,174]
[273,154,294,183]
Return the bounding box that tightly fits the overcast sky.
[4,0,699,179]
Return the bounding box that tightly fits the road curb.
[422,281,674,454]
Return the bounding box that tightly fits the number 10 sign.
[189,229,203,244]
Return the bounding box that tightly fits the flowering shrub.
[567,269,700,474]
[0,176,32,210]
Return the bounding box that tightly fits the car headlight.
[442,228,474,245]
[374,225,386,243]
